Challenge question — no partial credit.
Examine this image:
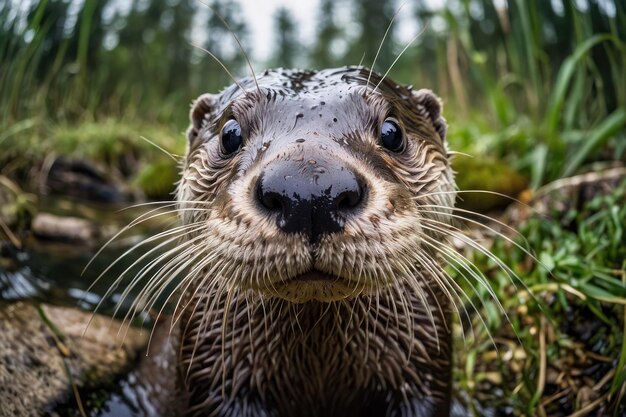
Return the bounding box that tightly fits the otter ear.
[414,89,447,142]
[187,93,218,143]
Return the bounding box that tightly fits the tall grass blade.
[546,34,619,139]
[562,107,626,177]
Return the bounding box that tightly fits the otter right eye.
[220,119,243,155]
[380,118,404,152]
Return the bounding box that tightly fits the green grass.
[0,118,183,199]
[455,178,626,416]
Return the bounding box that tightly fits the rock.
[45,157,133,204]
[31,213,100,244]
[0,302,148,417]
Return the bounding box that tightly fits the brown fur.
[174,67,457,417]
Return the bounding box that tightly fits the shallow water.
[0,196,179,416]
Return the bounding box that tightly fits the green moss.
[0,119,185,196]
[452,156,528,212]
[133,158,180,200]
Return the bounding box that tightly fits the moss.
[452,156,528,212]
[133,158,180,200]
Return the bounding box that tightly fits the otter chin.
[172,66,456,417]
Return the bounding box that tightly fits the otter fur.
[172,66,457,417]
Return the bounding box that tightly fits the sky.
[239,0,321,62]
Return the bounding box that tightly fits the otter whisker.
[115,200,215,213]
[115,229,204,319]
[417,204,540,266]
[389,254,437,344]
[139,135,183,162]
[197,0,261,95]
[416,189,527,206]
[391,280,415,360]
[220,281,237,399]
[419,213,538,303]
[418,228,509,348]
[113,229,207,340]
[134,234,212,336]
[144,253,206,352]
[416,199,531,240]
[84,206,207,287]
[170,248,228,328]
[82,204,182,276]
[419,223,507,314]
[98,220,201,302]
[365,2,407,89]
[406,250,457,331]
[414,241,491,347]
[373,23,429,94]
[139,239,206,321]
[185,269,229,380]
[84,222,202,336]
[191,42,247,94]
[411,250,474,346]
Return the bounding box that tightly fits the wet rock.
[0,302,148,417]
[31,213,101,244]
[45,157,133,204]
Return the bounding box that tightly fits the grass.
[0,118,183,198]
[455,177,626,416]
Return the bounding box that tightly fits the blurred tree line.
[1,0,624,148]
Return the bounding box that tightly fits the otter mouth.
[262,269,365,303]
[291,269,339,282]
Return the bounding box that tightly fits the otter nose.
[256,160,364,243]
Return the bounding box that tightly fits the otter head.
[177,66,455,304]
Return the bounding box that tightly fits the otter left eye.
[220,119,243,155]
[380,118,404,152]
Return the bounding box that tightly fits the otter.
[172,66,456,417]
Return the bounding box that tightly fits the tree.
[202,0,250,88]
[272,7,299,68]
[347,0,395,71]
[310,0,343,69]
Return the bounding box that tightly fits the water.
[0,196,179,416]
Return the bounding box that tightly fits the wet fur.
[174,67,457,416]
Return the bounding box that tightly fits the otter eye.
[220,119,243,155]
[380,118,404,152]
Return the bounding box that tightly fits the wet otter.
[174,66,455,417]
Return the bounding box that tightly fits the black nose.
[256,159,364,243]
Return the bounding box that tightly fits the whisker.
[139,135,183,162]
[373,22,429,93]
[197,0,261,94]
[417,205,542,269]
[191,42,246,93]
[419,233,499,348]
[85,221,202,330]
[108,226,203,325]
[366,2,407,89]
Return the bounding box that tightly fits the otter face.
[178,67,455,304]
